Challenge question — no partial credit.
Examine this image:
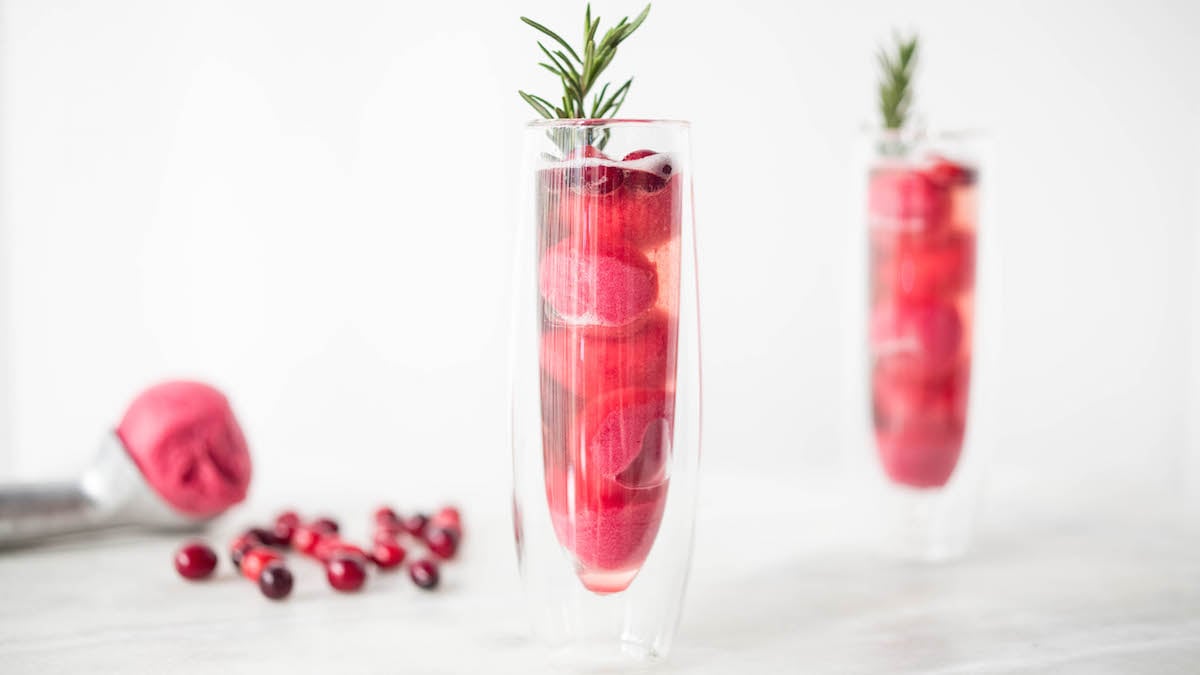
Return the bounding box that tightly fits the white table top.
[1,474,1197,674]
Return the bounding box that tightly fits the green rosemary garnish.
[877,33,918,130]
[518,4,651,121]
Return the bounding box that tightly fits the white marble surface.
[1,474,1198,674]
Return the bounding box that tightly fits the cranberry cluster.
[173,504,462,600]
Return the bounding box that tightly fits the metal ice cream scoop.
[0,381,252,548]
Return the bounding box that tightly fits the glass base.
[544,638,667,671]
[578,567,640,595]
[877,481,974,562]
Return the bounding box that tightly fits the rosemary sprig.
[518,3,650,121]
[877,33,918,130]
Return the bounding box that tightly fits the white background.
[0,0,1198,518]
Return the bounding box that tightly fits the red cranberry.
[925,157,975,187]
[373,506,401,529]
[174,542,218,580]
[371,540,407,570]
[248,526,289,548]
[431,506,461,530]
[240,547,283,582]
[373,528,401,546]
[326,555,367,592]
[292,524,328,556]
[229,532,264,568]
[275,510,301,528]
[310,517,339,534]
[622,149,670,192]
[313,537,368,564]
[409,558,440,590]
[274,511,301,544]
[425,527,460,560]
[402,513,430,537]
[258,563,294,600]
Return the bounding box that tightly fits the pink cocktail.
[868,156,977,489]
[537,146,681,593]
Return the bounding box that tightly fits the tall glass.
[509,119,700,664]
[864,130,985,560]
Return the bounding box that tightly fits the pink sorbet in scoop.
[116,381,252,518]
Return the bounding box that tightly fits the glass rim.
[526,118,691,129]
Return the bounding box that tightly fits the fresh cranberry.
[373,528,401,546]
[248,526,289,548]
[229,532,264,568]
[374,506,401,529]
[174,542,218,580]
[258,563,294,600]
[240,547,283,582]
[402,513,430,537]
[925,157,975,187]
[371,540,408,570]
[313,537,368,564]
[409,558,440,590]
[309,517,339,534]
[291,524,327,556]
[273,511,301,544]
[271,523,296,546]
[326,555,367,592]
[621,149,670,192]
[425,527,460,560]
[431,506,461,530]
[275,510,301,528]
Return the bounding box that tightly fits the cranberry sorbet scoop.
[117,381,253,518]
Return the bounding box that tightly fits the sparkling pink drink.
[868,156,978,488]
[537,146,681,594]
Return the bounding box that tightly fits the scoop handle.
[0,435,208,549]
[0,481,103,546]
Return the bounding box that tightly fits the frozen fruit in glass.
[868,156,978,489]
[538,238,658,327]
[537,147,681,594]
